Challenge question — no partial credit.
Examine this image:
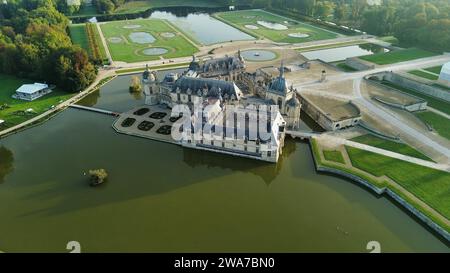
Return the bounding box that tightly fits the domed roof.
[164,73,178,83]
[142,64,156,81]
[286,96,300,108]
[267,62,288,95]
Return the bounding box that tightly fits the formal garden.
[214,9,338,43]
[100,18,198,63]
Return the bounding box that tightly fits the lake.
[149,11,255,45]
[0,74,448,252]
[301,44,389,63]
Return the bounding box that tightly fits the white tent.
[439,62,450,86]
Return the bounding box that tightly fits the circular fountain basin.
[108,37,123,43]
[123,24,141,29]
[288,33,310,38]
[241,50,277,62]
[142,48,169,56]
[257,21,288,30]
[245,24,259,30]
[129,32,156,44]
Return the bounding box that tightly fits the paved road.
[295,54,450,89]
[96,23,114,65]
[353,77,450,162]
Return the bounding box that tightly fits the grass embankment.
[323,150,345,164]
[408,70,439,81]
[215,9,337,43]
[359,48,438,65]
[416,111,450,140]
[425,65,443,75]
[380,81,450,115]
[351,134,432,161]
[0,74,74,130]
[69,24,90,53]
[100,18,198,63]
[346,146,450,223]
[310,138,450,233]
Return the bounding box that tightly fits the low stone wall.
[315,164,450,243]
[345,57,375,71]
[372,96,427,112]
[384,72,450,102]
[358,121,401,142]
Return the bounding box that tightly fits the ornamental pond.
[149,11,255,45]
[0,73,448,252]
[301,44,389,63]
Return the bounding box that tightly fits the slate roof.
[172,76,242,100]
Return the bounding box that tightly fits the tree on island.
[88,169,108,186]
[129,76,142,93]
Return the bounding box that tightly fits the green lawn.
[69,24,90,54]
[69,24,108,64]
[0,74,74,130]
[360,48,437,65]
[351,134,432,161]
[215,9,338,43]
[381,81,450,115]
[408,70,439,81]
[346,146,450,220]
[100,18,198,63]
[114,0,225,14]
[425,65,443,75]
[416,111,450,140]
[323,150,345,164]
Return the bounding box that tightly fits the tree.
[129,75,142,93]
[0,0,97,92]
[350,0,366,20]
[95,0,115,14]
[361,6,396,36]
[299,0,317,16]
[315,1,334,19]
[333,1,347,22]
[50,46,97,92]
[88,169,108,186]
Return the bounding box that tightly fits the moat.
[0,74,448,252]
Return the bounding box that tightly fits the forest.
[0,0,97,92]
[244,0,450,52]
[88,0,450,52]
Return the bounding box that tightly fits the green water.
[0,75,448,252]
